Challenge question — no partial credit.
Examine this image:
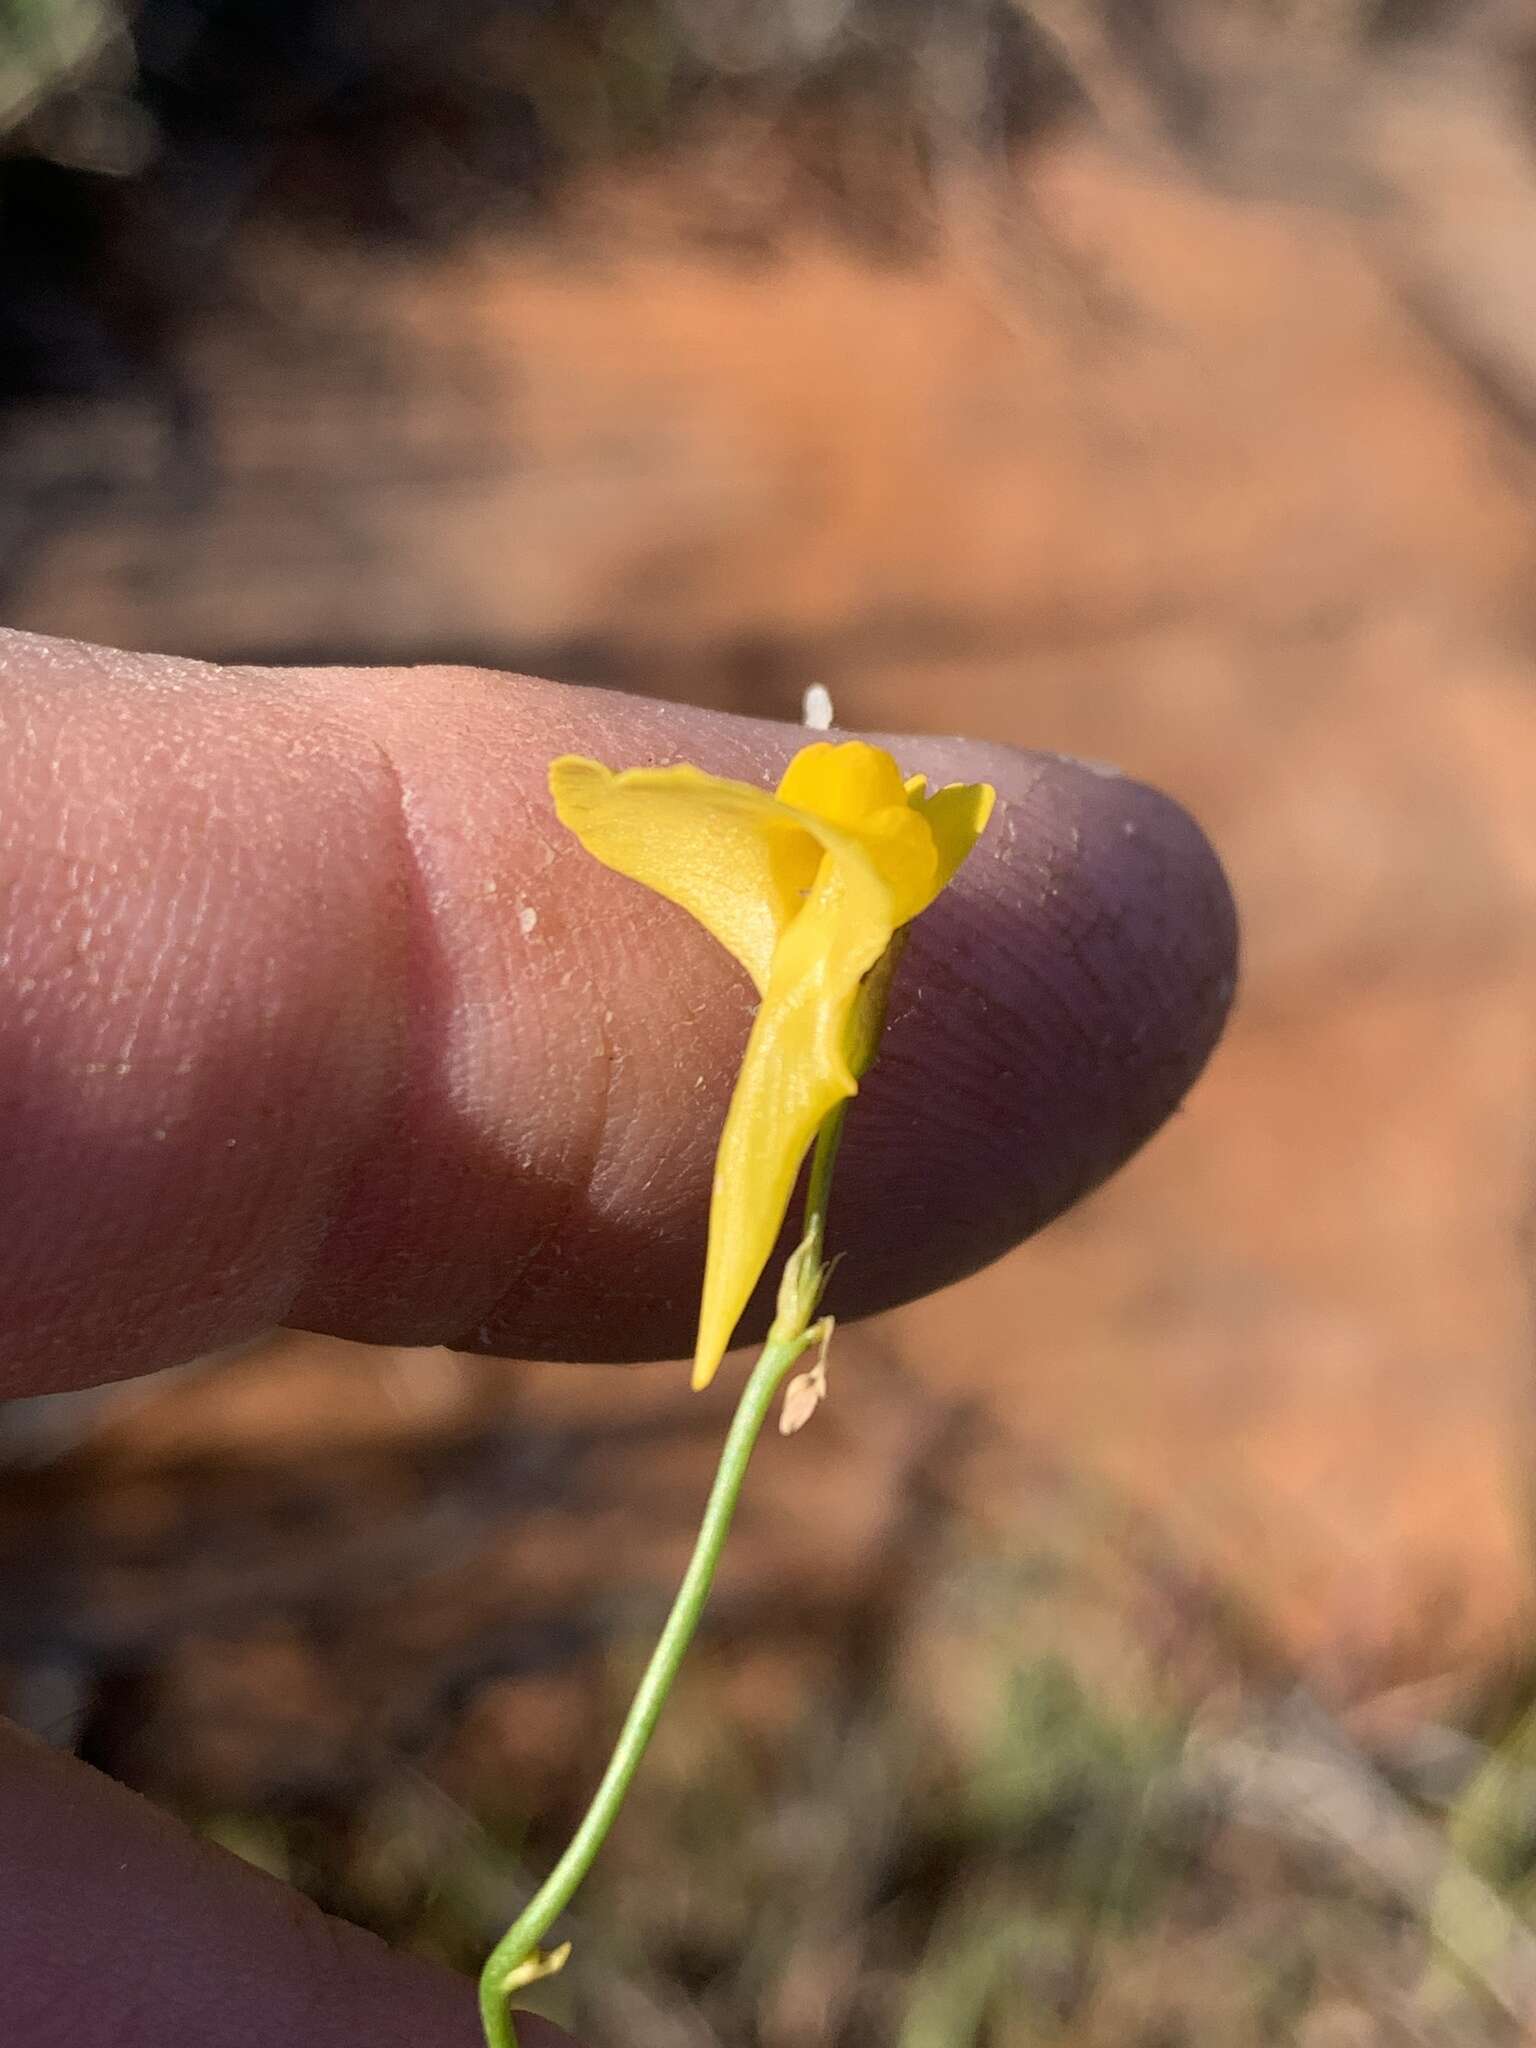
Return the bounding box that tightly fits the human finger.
[0,1719,575,2048]
[0,631,1236,1392]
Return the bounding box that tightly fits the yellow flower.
[550,740,995,1388]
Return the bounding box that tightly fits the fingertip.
[509,2017,583,2047]
[818,737,1238,1320]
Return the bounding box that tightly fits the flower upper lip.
[550,739,994,1387]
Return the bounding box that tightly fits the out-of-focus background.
[7,2,1536,2040]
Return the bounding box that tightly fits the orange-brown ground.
[13,80,1536,2032]
[12,119,1536,1711]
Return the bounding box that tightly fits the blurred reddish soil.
[8,124,1536,1751]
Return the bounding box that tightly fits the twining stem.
[803,1103,843,1239]
[478,1104,848,2048]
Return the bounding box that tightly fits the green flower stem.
[803,1102,844,1241]
[478,1105,848,2048]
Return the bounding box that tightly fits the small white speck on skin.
[518,905,538,936]
[802,684,834,731]
[1122,820,1139,837]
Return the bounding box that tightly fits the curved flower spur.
[477,735,993,2048]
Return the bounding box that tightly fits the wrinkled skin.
[0,629,1237,2048]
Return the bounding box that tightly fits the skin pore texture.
[0,628,1238,2048]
